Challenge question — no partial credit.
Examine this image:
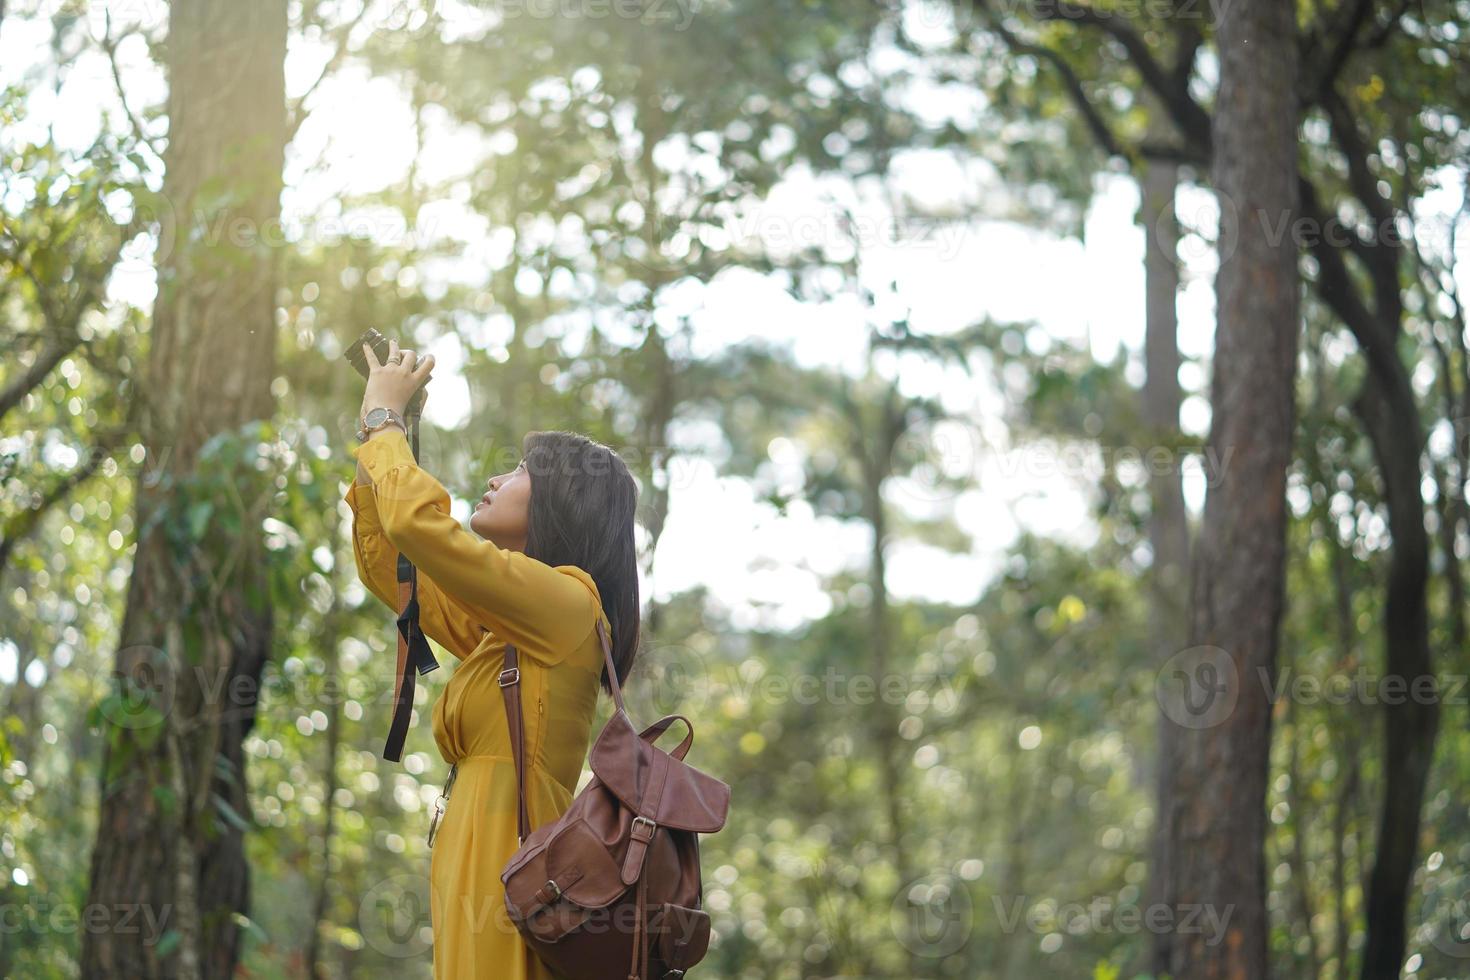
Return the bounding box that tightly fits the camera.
[345,327,429,416]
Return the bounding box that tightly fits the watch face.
[364,407,388,427]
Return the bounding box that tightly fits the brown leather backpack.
[497,618,730,980]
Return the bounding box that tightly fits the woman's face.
[470,457,531,551]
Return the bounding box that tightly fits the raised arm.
[350,427,603,664]
[344,479,489,661]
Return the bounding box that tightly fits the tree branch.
[0,433,118,570]
[1362,0,1413,51]
[1304,0,1375,94]
[1299,176,1403,396]
[286,7,372,145]
[1031,0,1212,150]
[0,337,82,423]
[975,0,1211,166]
[980,5,1126,160]
[98,13,164,166]
[1320,86,1401,317]
[0,208,143,425]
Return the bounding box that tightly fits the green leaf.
[213,793,251,833]
[152,784,177,815]
[187,500,213,540]
[153,929,182,958]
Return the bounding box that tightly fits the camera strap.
[383,411,441,763]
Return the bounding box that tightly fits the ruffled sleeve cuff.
[343,480,383,533]
[353,426,417,481]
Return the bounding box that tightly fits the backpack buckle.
[498,667,520,687]
[631,815,656,840]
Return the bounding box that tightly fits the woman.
[345,339,641,978]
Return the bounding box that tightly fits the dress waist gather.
[445,752,578,795]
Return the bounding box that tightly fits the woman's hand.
[359,338,435,422]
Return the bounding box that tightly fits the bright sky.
[3,2,1232,637]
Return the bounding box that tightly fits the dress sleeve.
[349,428,602,665]
[344,480,487,661]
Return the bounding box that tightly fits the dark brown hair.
[520,430,640,695]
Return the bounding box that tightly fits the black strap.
[382,410,440,763]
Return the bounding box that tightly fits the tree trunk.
[634,325,677,640]
[998,753,1035,980]
[862,415,908,884]
[842,381,910,909]
[308,535,347,979]
[1285,699,1321,978]
[1158,1,1299,976]
[1140,141,1190,979]
[1298,131,1440,980]
[81,2,287,977]
[1141,154,1189,609]
[1353,374,1436,980]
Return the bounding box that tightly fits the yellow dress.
[346,428,610,980]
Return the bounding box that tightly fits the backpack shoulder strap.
[498,644,532,843]
[500,616,621,844]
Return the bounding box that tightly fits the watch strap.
[357,407,407,441]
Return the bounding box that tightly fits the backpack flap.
[588,710,731,834]
[650,902,712,973]
[504,821,628,944]
[544,819,627,909]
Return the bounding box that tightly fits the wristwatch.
[357,406,407,442]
